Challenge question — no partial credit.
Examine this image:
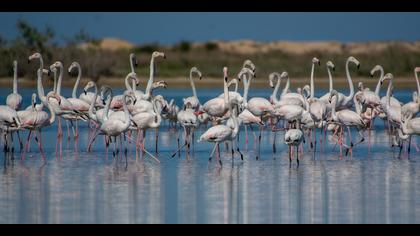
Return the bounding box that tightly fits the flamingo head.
[326,61,335,71]
[348,56,360,69]
[370,65,383,78]
[191,67,203,80]
[83,81,95,95]
[152,51,166,59]
[328,90,338,103]
[68,61,80,74]
[47,93,61,106]
[28,52,41,63]
[312,57,320,66]
[223,67,228,81]
[130,53,138,67]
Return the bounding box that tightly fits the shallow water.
[0,87,419,224]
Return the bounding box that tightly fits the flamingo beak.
[84,90,87,95]
[318,61,321,66]
[332,67,335,72]
[27,59,30,64]
[102,99,106,106]
[357,64,360,70]
[199,76,203,80]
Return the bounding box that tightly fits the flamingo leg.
[209,143,218,161]
[25,130,33,152]
[296,146,300,167]
[16,131,23,152]
[34,130,46,160]
[289,146,292,168]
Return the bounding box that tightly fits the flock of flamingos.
[1,51,420,167]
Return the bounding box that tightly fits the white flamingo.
[199,67,230,118]
[329,89,366,157]
[401,67,420,117]
[48,61,82,141]
[100,93,135,157]
[20,93,61,158]
[270,72,306,108]
[322,56,360,111]
[183,67,203,110]
[198,96,241,165]
[130,95,164,163]
[319,61,336,104]
[284,128,304,167]
[397,113,420,154]
[6,60,23,111]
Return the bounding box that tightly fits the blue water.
[0,86,419,224]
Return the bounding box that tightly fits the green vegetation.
[0,20,420,82]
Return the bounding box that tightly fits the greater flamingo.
[6,60,23,111]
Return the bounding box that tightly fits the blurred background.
[0,12,420,88]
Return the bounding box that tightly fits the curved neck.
[374,67,384,96]
[271,76,281,103]
[327,67,333,93]
[353,93,362,115]
[310,63,316,99]
[150,100,162,128]
[344,58,355,102]
[224,77,229,105]
[88,83,98,121]
[130,56,137,92]
[47,100,56,125]
[13,63,18,94]
[37,70,46,104]
[231,104,239,135]
[125,75,135,91]
[56,64,64,95]
[243,72,253,104]
[38,57,44,71]
[122,96,130,128]
[281,76,290,97]
[145,57,156,99]
[103,90,114,122]
[386,78,393,108]
[415,70,420,99]
[72,64,82,99]
[190,71,199,104]
[331,95,338,120]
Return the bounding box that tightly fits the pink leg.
[34,130,46,160]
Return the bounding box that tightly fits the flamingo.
[322,56,360,111]
[20,93,61,159]
[397,113,420,154]
[172,102,198,157]
[401,67,420,117]
[69,61,103,107]
[183,67,203,110]
[130,95,164,163]
[319,61,336,104]
[48,61,83,142]
[269,72,306,108]
[0,104,21,153]
[6,60,23,111]
[306,58,328,150]
[284,128,304,167]
[329,89,366,157]
[100,93,135,157]
[67,62,91,140]
[198,94,241,165]
[402,91,420,118]
[199,67,230,118]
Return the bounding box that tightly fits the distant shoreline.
[0,76,417,90]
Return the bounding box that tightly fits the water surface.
[0,87,419,224]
